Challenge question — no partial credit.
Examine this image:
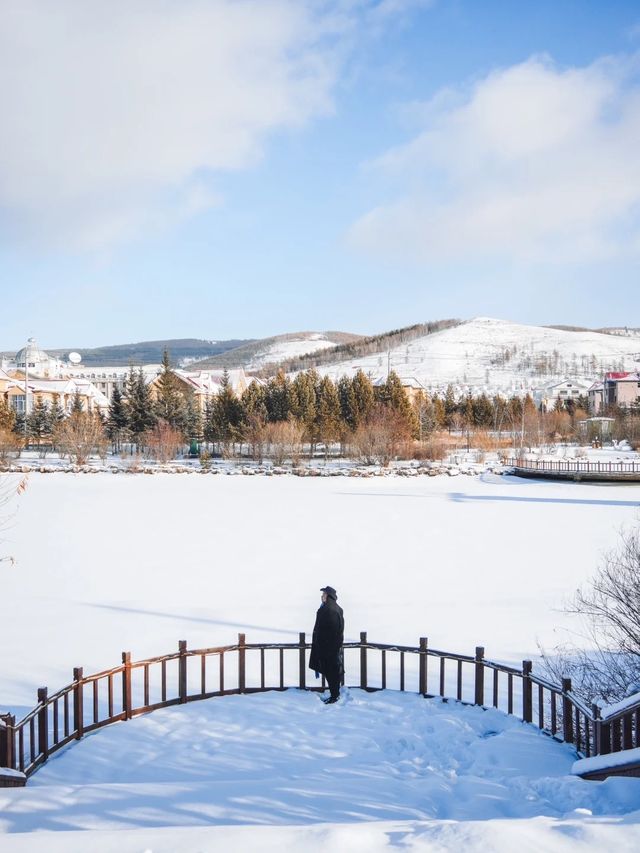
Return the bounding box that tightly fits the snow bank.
[2,691,640,849]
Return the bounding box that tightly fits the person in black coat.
[309,585,344,704]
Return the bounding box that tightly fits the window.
[11,394,26,413]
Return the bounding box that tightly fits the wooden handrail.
[2,633,638,781]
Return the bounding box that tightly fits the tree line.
[2,349,639,465]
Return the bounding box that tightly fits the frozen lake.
[1,471,639,710]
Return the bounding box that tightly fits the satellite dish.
[68,351,82,365]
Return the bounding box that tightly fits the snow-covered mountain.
[192,330,361,371]
[314,317,640,396]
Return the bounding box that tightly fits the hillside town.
[1,324,639,467]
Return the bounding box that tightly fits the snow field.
[1,471,639,712]
[2,690,640,849]
[2,471,640,850]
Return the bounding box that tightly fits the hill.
[44,338,255,367]
[312,317,640,394]
[192,331,362,371]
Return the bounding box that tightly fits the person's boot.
[323,695,339,704]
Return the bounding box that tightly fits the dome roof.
[15,337,51,368]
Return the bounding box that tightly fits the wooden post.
[121,653,132,720]
[419,638,428,695]
[522,660,533,723]
[360,631,367,690]
[37,688,49,761]
[0,714,15,769]
[178,640,187,704]
[238,633,246,693]
[298,632,306,690]
[592,704,602,755]
[73,667,84,738]
[475,647,485,707]
[562,677,574,744]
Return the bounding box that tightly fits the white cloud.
[349,54,640,264]
[0,0,354,250]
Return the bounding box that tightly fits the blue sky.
[1,0,639,349]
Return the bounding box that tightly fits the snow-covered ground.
[315,317,640,395]
[2,472,640,850]
[247,332,343,369]
[2,690,640,850]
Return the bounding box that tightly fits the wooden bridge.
[505,457,640,482]
[2,633,639,786]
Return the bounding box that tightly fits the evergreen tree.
[184,396,203,441]
[337,375,358,432]
[351,370,374,427]
[290,371,317,441]
[70,391,84,414]
[124,368,156,444]
[0,397,16,432]
[444,385,457,431]
[213,369,241,449]
[154,350,186,431]
[433,395,446,430]
[106,385,128,448]
[377,371,419,438]
[48,394,65,432]
[265,370,291,422]
[314,375,342,454]
[27,397,50,441]
[240,381,268,424]
[473,393,493,427]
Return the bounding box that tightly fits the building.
[604,372,640,410]
[533,378,591,412]
[587,381,604,415]
[147,368,249,414]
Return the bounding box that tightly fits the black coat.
[309,597,344,676]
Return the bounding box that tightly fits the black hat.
[320,586,337,599]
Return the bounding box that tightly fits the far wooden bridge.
[2,634,639,786]
[505,457,640,482]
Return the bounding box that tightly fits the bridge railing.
[504,458,640,475]
[2,633,638,779]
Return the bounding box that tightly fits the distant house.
[533,378,591,411]
[603,372,640,409]
[587,381,604,415]
[372,375,426,403]
[5,377,109,416]
[147,368,249,414]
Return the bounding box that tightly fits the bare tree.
[351,404,412,466]
[53,412,108,465]
[0,428,22,468]
[145,419,184,463]
[540,523,640,705]
[1,475,28,565]
[264,419,305,466]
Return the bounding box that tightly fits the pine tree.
[70,391,84,414]
[337,375,357,432]
[351,370,374,428]
[184,396,203,441]
[444,385,456,431]
[106,385,128,448]
[124,368,156,445]
[265,371,291,422]
[240,381,268,424]
[49,394,65,431]
[290,371,317,441]
[154,350,186,431]
[213,369,241,450]
[314,375,342,456]
[377,371,419,438]
[0,397,16,432]
[27,397,50,441]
